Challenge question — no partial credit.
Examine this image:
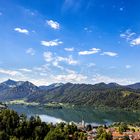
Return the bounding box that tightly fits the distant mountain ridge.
[1,79,140,91]
[126,83,140,90]
[0,79,140,110]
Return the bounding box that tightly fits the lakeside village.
[0,104,140,140]
[71,119,140,140]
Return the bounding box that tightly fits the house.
[131,132,140,140]
[87,135,95,140]
[87,129,97,140]
[106,128,116,133]
[112,132,126,140]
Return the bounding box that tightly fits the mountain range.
[0,79,140,109]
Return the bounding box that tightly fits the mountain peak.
[39,83,64,91]
[108,82,120,87]
[2,79,17,86]
[94,82,107,86]
[20,81,37,87]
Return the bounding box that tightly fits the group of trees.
[118,123,129,134]
[0,109,87,140]
[95,127,112,140]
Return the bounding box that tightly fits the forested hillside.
[27,83,140,110]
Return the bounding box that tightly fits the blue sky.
[0,0,140,85]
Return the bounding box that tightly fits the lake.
[8,104,140,125]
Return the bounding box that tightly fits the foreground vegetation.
[0,109,87,140]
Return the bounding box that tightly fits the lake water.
[8,104,140,125]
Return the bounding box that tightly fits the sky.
[0,0,140,85]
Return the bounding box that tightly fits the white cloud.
[92,74,134,85]
[101,52,118,57]
[0,68,23,76]
[52,61,64,70]
[19,68,32,72]
[46,20,60,29]
[54,71,87,83]
[130,37,140,46]
[125,65,132,69]
[65,69,76,74]
[120,29,140,46]
[33,64,50,73]
[120,29,136,41]
[43,51,78,66]
[56,55,78,65]
[79,48,101,55]
[41,39,63,47]
[39,73,48,76]
[26,48,35,56]
[43,52,53,62]
[14,28,29,35]
[53,55,78,69]
[64,47,74,51]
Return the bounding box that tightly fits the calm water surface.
[8,104,140,125]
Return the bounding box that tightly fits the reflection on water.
[39,115,65,124]
[8,104,140,125]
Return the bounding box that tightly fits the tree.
[118,123,128,133]
[95,127,112,140]
[0,131,9,140]
[0,109,19,135]
[64,123,77,135]
[131,128,135,132]
[86,124,92,131]
[44,129,68,140]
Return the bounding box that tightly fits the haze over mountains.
[0,79,140,109]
